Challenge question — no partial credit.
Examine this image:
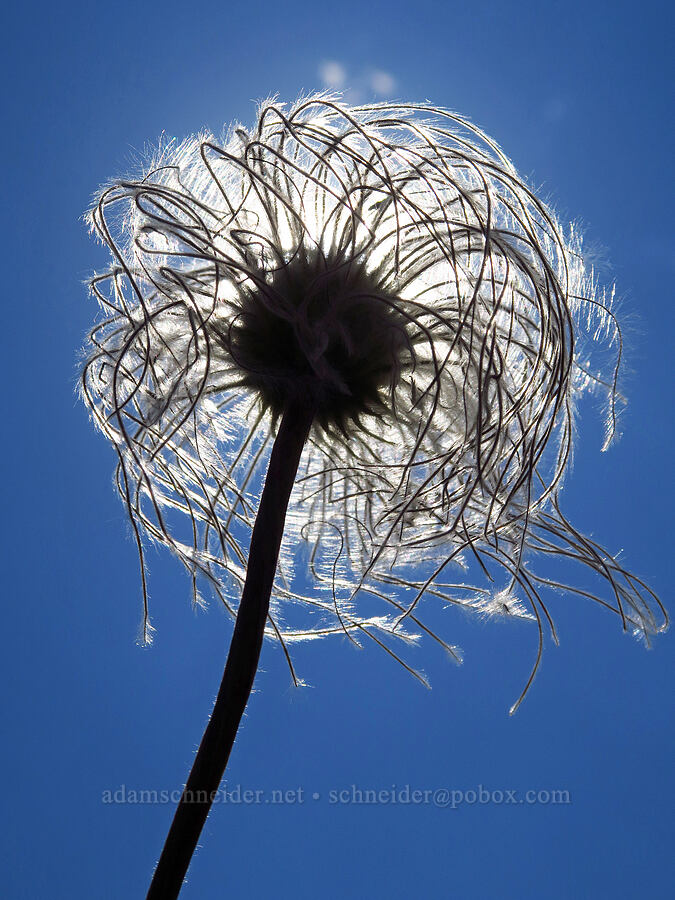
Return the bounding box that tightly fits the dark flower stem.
[147,399,315,899]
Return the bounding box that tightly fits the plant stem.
[146,400,314,899]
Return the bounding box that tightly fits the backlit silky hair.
[83,95,666,712]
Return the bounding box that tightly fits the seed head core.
[211,253,410,434]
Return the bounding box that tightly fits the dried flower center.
[212,255,409,432]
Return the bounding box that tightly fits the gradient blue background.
[2,1,672,897]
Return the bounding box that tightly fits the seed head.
[82,95,666,708]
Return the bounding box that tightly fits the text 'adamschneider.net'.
[102,784,571,809]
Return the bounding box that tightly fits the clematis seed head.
[82,94,666,708]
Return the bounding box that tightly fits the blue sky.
[2,1,673,897]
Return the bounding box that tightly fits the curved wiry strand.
[82,95,666,707]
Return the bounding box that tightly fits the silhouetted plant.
[82,95,666,897]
